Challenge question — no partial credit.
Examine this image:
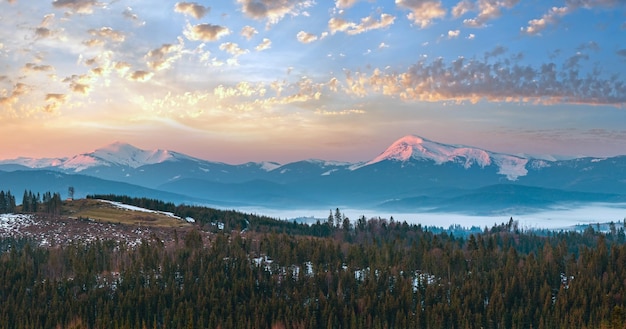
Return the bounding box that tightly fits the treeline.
[2,215,626,328]
[20,190,62,215]
[88,194,340,236]
[0,190,17,214]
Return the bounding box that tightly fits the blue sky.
[1,0,625,163]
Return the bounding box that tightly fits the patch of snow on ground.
[0,213,34,231]
[99,200,181,219]
[321,169,338,176]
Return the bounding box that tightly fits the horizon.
[1,1,625,163]
[0,134,618,166]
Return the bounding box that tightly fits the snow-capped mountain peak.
[60,142,176,171]
[366,135,529,180]
[368,135,489,166]
[0,156,66,168]
[91,142,173,167]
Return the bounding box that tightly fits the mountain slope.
[0,170,215,206]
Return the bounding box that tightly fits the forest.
[1,191,626,328]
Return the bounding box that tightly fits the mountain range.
[1,135,625,215]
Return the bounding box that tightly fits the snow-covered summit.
[0,142,189,172]
[0,157,66,168]
[366,135,529,180]
[59,142,183,171]
[92,142,174,168]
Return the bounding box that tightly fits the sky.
[1,0,625,164]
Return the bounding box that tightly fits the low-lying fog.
[240,203,626,231]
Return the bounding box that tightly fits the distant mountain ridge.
[1,135,625,215]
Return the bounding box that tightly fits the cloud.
[52,0,101,14]
[255,38,271,51]
[335,0,361,8]
[344,55,626,106]
[241,26,258,40]
[296,31,318,43]
[113,61,131,77]
[395,0,446,29]
[41,13,55,27]
[522,0,621,35]
[448,29,460,38]
[315,108,365,115]
[88,27,126,42]
[329,13,395,35]
[35,27,53,39]
[22,63,54,72]
[184,23,230,41]
[484,45,507,59]
[467,33,475,39]
[44,93,66,102]
[236,0,315,25]
[521,6,568,35]
[563,52,589,70]
[0,83,29,106]
[462,0,520,28]
[146,39,184,71]
[34,12,58,39]
[328,17,353,34]
[219,42,249,57]
[43,93,67,113]
[174,2,210,19]
[352,13,396,34]
[128,70,153,82]
[82,39,104,47]
[122,7,145,26]
[576,41,599,52]
[452,0,474,18]
[63,74,92,94]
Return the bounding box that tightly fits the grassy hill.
[61,198,191,228]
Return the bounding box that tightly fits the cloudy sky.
[1,0,625,163]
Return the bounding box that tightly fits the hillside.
[1,194,626,328]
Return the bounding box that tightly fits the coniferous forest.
[1,193,626,328]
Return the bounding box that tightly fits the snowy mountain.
[363,135,528,180]
[0,142,186,173]
[59,142,193,172]
[1,136,625,214]
[0,157,67,169]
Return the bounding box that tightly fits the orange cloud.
[128,70,153,82]
[174,2,210,19]
[396,0,446,28]
[184,23,230,41]
[52,0,101,14]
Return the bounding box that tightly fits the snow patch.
[259,161,281,171]
[493,156,528,181]
[0,213,34,231]
[98,200,181,219]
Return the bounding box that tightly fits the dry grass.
[62,199,191,228]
